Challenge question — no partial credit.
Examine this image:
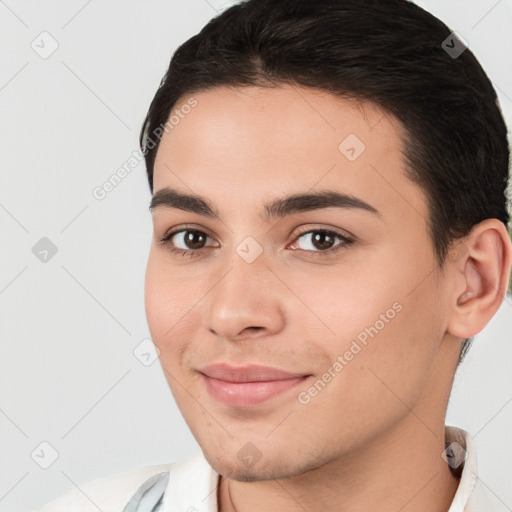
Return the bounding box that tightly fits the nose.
[204,246,286,343]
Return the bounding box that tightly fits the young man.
[32,0,511,510]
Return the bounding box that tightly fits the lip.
[198,363,310,408]
[198,363,307,382]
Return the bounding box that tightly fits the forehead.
[152,84,429,224]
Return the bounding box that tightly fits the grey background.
[1,1,511,510]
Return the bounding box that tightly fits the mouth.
[198,363,311,408]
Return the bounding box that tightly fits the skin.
[145,84,512,512]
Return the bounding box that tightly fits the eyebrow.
[149,187,381,221]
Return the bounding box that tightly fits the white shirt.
[31,426,495,511]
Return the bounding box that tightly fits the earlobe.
[447,219,512,339]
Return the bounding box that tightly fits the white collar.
[445,425,494,511]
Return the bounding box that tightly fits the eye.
[289,228,353,256]
[158,227,216,258]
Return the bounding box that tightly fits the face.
[145,84,457,481]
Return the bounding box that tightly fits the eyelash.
[158,225,354,259]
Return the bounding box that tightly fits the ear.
[446,219,512,339]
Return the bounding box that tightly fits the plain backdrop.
[1,1,511,511]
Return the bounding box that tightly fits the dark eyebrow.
[149,187,381,220]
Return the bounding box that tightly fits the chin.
[202,445,305,482]
[215,462,287,482]
[224,468,270,482]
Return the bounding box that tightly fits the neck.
[217,419,461,512]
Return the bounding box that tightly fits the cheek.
[282,260,399,345]
[144,252,211,377]
[144,263,170,344]
[288,258,438,394]
[144,253,189,349]
[336,285,442,413]
[293,301,434,447]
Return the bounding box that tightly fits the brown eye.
[180,230,208,250]
[294,229,350,253]
[159,228,214,254]
[311,231,336,250]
